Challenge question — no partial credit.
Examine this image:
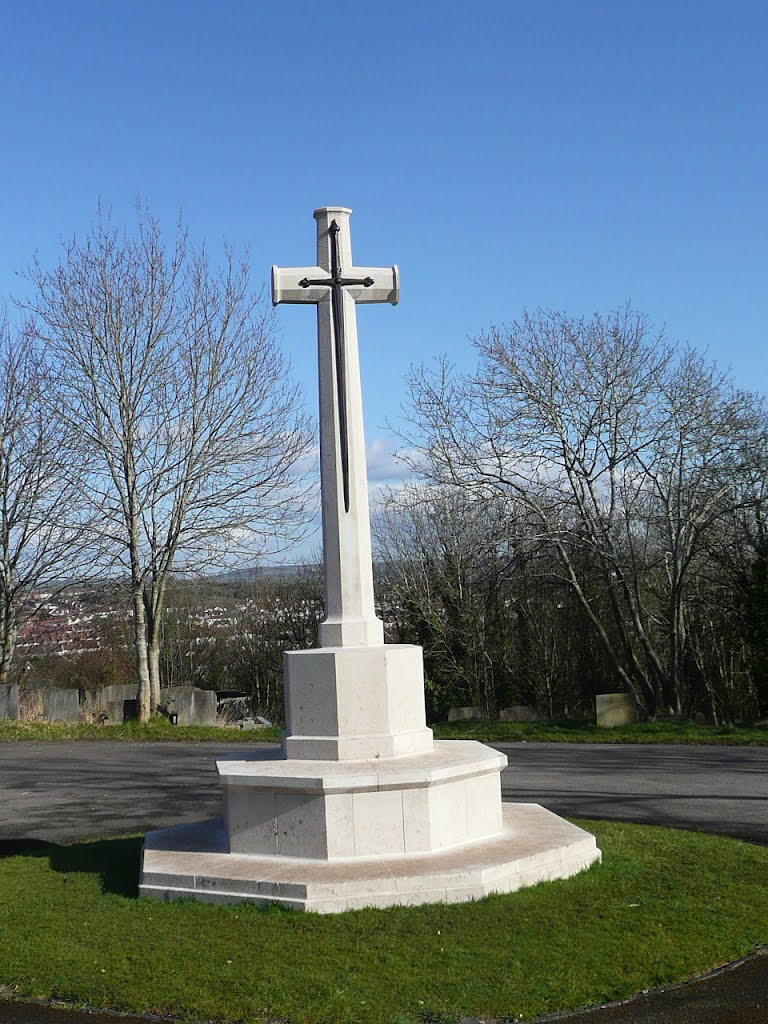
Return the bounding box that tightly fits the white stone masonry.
[272,207,393,650]
[139,208,601,911]
[272,207,432,762]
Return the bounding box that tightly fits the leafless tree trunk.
[25,203,312,720]
[0,601,17,691]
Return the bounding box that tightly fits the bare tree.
[374,481,609,719]
[688,469,768,721]
[25,204,312,719]
[629,349,767,711]
[375,483,521,718]
[0,311,91,688]
[400,306,768,717]
[219,567,323,722]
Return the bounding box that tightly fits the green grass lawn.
[433,719,768,745]
[2,717,766,745]
[1,822,766,1024]
[0,718,282,743]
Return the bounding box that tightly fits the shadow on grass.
[0,838,59,856]
[0,835,142,898]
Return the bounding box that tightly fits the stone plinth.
[283,644,433,760]
[219,741,504,858]
[140,803,600,912]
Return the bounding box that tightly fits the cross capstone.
[272,207,398,648]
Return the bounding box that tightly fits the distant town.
[15,568,325,705]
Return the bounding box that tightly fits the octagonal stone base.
[219,741,505,858]
[140,803,600,912]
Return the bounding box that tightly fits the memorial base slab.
[140,803,599,912]
[141,739,600,916]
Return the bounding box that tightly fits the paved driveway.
[497,741,768,845]
[0,740,765,847]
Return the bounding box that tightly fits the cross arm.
[272,265,400,306]
[346,266,399,305]
[272,265,330,305]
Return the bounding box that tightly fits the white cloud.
[365,438,411,483]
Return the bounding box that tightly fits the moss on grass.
[0,822,766,1023]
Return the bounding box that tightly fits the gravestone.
[81,684,139,723]
[140,207,600,911]
[161,686,217,727]
[499,705,542,722]
[20,686,79,722]
[448,706,484,722]
[39,688,80,722]
[596,693,639,728]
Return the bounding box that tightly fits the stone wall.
[11,682,216,726]
[0,682,19,720]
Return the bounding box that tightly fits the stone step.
[140,803,600,913]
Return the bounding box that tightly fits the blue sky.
[2,0,766,510]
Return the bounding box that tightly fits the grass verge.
[0,822,766,1024]
[0,718,281,743]
[3,718,766,745]
[433,719,768,745]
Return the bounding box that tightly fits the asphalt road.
[497,741,768,845]
[0,739,766,1024]
[1,740,766,847]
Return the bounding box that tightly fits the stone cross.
[140,209,599,913]
[272,207,399,648]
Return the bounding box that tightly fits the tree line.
[375,307,768,724]
[21,572,323,726]
[1,203,311,719]
[3,207,764,725]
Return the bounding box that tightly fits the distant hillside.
[213,564,312,583]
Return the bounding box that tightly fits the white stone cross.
[272,207,399,648]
